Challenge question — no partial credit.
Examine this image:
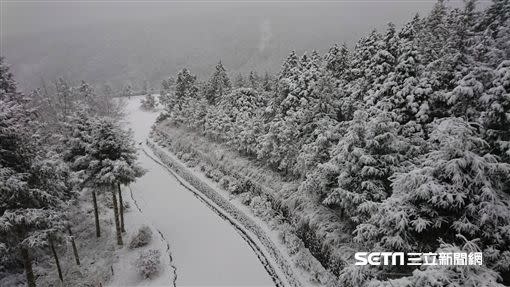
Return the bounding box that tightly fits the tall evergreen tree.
[86,118,144,245]
[205,61,231,105]
[0,58,70,287]
[324,43,349,80]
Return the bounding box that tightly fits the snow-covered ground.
[119,96,274,286]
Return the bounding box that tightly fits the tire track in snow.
[128,185,178,287]
[141,145,294,287]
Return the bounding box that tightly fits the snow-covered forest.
[0,58,147,286]
[1,0,510,286]
[155,0,510,286]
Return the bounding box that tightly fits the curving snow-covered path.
[123,96,274,286]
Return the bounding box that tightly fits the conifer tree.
[205,61,231,105]
[0,57,70,286]
[355,118,510,266]
[278,50,299,80]
[248,71,259,90]
[324,43,349,80]
[86,118,144,245]
[262,72,273,92]
[234,73,246,88]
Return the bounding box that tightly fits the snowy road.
[123,97,274,286]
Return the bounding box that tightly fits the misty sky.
[1,0,485,91]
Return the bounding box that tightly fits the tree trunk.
[21,247,36,287]
[92,189,101,238]
[111,187,123,246]
[67,226,80,266]
[117,183,125,233]
[48,234,63,282]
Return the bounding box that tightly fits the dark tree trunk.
[117,183,125,233]
[111,187,123,246]
[21,247,36,287]
[92,189,101,238]
[67,226,80,265]
[48,234,63,282]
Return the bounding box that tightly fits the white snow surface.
[118,96,274,286]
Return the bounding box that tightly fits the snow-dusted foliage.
[135,249,161,279]
[29,79,125,134]
[128,225,153,249]
[140,93,156,110]
[0,57,72,284]
[355,117,510,260]
[156,1,510,284]
[1,55,141,284]
[86,118,144,187]
[205,61,231,105]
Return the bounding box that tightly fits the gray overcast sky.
[0,0,489,91]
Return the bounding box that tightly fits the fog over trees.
[2,1,471,92]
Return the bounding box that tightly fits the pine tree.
[86,118,144,245]
[278,50,299,80]
[61,110,103,238]
[355,118,510,268]
[420,0,449,64]
[0,58,70,286]
[377,15,426,123]
[205,61,231,105]
[480,60,510,162]
[0,57,18,97]
[262,72,273,92]
[141,93,156,110]
[311,109,419,223]
[324,43,349,80]
[219,88,267,154]
[234,73,246,88]
[248,71,259,90]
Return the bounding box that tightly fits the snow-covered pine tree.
[218,88,267,155]
[0,57,17,96]
[86,118,143,245]
[419,0,448,65]
[309,108,417,223]
[355,118,510,271]
[141,93,156,110]
[435,1,479,90]
[161,68,199,124]
[341,29,393,120]
[362,28,397,107]
[480,60,510,163]
[204,105,232,142]
[262,72,273,92]
[60,109,104,238]
[205,61,231,105]
[234,73,246,88]
[53,78,74,121]
[173,68,200,124]
[259,51,336,175]
[0,57,70,286]
[377,14,426,123]
[324,43,349,80]
[447,66,493,121]
[160,76,176,106]
[248,71,259,90]
[278,50,299,80]
[383,22,399,61]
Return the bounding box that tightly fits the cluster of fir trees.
[159,0,510,285]
[0,58,143,287]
